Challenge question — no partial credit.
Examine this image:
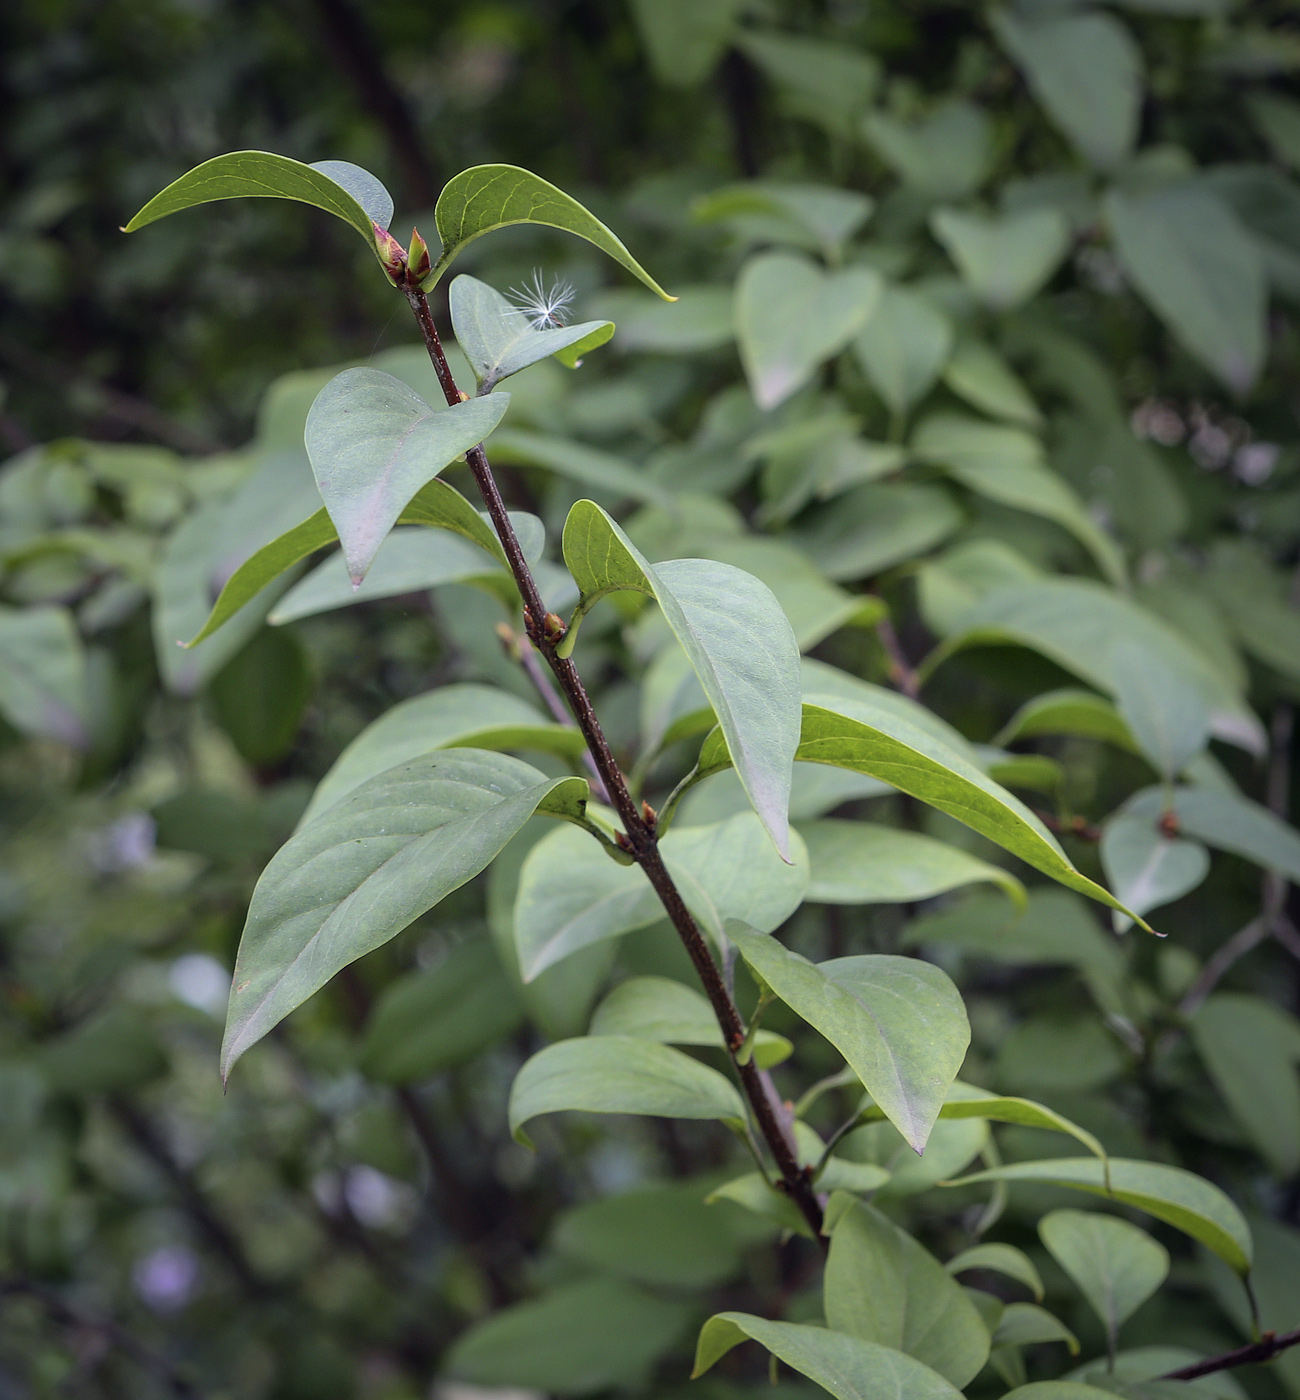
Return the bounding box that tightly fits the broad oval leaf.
[946,1243,1044,1301]
[944,1158,1252,1275]
[1100,814,1209,931]
[791,484,963,582]
[1039,1209,1169,1337]
[727,924,969,1153]
[123,151,391,252]
[428,164,673,299]
[801,819,1025,907]
[852,284,954,416]
[299,683,586,825]
[862,100,991,200]
[1108,637,1211,779]
[1122,784,1300,884]
[564,500,801,859]
[221,751,588,1078]
[0,604,89,747]
[825,1196,991,1388]
[942,339,1042,428]
[735,252,881,409]
[508,1035,745,1145]
[930,207,1072,310]
[692,1314,963,1400]
[305,369,510,584]
[993,1304,1079,1354]
[450,274,614,391]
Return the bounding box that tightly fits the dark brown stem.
[402,281,825,1243]
[1162,1328,1300,1381]
[875,613,920,699]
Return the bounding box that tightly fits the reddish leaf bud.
[543,612,568,645]
[407,226,432,283]
[374,224,407,285]
[640,800,658,830]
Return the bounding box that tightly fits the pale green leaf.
[694,181,874,260]
[1040,1210,1169,1338]
[801,820,1024,907]
[993,1304,1080,1354]
[946,1243,1044,1301]
[995,689,1138,752]
[221,751,588,1078]
[736,32,881,140]
[490,428,674,507]
[508,1035,745,1145]
[853,285,954,416]
[735,252,880,410]
[792,484,963,582]
[825,1196,991,1388]
[706,1172,813,1237]
[942,340,1042,428]
[305,368,510,584]
[692,1314,963,1400]
[1100,815,1209,930]
[944,1158,1252,1274]
[839,1118,988,1199]
[428,164,673,298]
[862,101,992,200]
[1122,785,1300,883]
[564,500,801,859]
[930,207,1071,309]
[630,0,745,86]
[0,605,89,747]
[1109,637,1211,778]
[727,924,969,1152]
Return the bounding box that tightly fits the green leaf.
[1189,993,1300,1177]
[552,1182,749,1288]
[447,1277,690,1395]
[1100,815,1209,930]
[994,689,1138,753]
[992,1304,1080,1354]
[221,751,588,1078]
[911,415,1124,586]
[735,252,880,410]
[629,0,745,86]
[449,275,613,392]
[0,605,89,747]
[944,1158,1253,1275]
[946,1243,1044,1301]
[706,1172,814,1238]
[1001,1387,1108,1400]
[359,937,523,1083]
[305,369,510,584]
[862,100,992,201]
[299,683,586,825]
[694,182,875,261]
[1121,785,1300,884]
[852,285,954,417]
[1040,1210,1169,1339]
[692,1314,963,1400]
[428,164,673,299]
[825,1196,991,1388]
[992,9,1142,169]
[736,32,881,141]
[726,924,969,1153]
[1249,92,1300,173]
[792,484,963,582]
[490,428,674,508]
[930,208,1071,310]
[564,500,801,859]
[1108,637,1210,779]
[589,975,792,1069]
[839,1118,988,1200]
[123,151,391,252]
[927,580,1264,756]
[800,820,1025,907]
[508,1035,745,1146]
[588,285,734,353]
[1105,184,1266,395]
[942,340,1042,428]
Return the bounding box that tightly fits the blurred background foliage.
[3,1,1300,1398]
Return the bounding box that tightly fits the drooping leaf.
[1105,184,1266,395]
[692,1315,963,1400]
[735,252,880,410]
[1108,638,1211,779]
[1189,993,1300,1177]
[304,369,510,584]
[930,207,1072,310]
[727,924,969,1152]
[992,8,1142,169]
[944,1158,1253,1275]
[791,484,963,582]
[992,1305,1080,1355]
[514,814,809,980]
[1121,785,1300,884]
[449,275,614,392]
[508,1036,745,1146]
[0,605,89,747]
[221,751,588,1078]
[564,500,801,859]
[1039,1210,1169,1339]
[852,285,954,417]
[299,683,586,825]
[359,938,523,1084]
[994,689,1138,753]
[1100,815,1209,930]
[800,820,1024,907]
[942,340,1042,428]
[588,976,792,1069]
[427,164,673,298]
[124,151,391,254]
[946,1243,1044,1301]
[825,1196,991,1388]
[447,1277,690,1395]
[862,100,992,200]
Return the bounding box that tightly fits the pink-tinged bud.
[407,227,432,283]
[374,224,407,285]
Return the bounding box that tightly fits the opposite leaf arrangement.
[108,143,1298,1400]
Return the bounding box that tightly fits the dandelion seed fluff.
[505,269,576,330]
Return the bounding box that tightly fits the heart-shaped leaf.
[508,1035,745,1146]
[305,369,510,584]
[564,500,801,859]
[221,750,587,1078]
[727,924,969,1153]
[428,164,673,298]
[450,274,614,391]
[852,282,954,415]
[1039,1210,1169,1341]
[930,207,1071,309]
[736,252,881,409]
